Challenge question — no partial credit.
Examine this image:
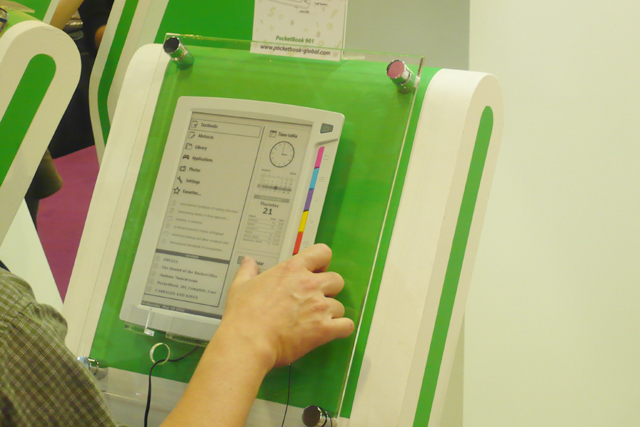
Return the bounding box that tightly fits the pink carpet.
[38,146,100,300]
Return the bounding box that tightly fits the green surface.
[413,106,494,426]
[338,68,431,417]
[0,13,56,187]
[11,0,49,21]
[89,42,437,416]
[97,0,255,145]
[1,8,36,29]
[154,1,254,44]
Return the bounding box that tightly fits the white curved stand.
[0,20,81,244]
[65,44,168,356]
[65,42,503,426]
[88,0,169,160]
[349,70,503,427]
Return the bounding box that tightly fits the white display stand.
[348,69,502,427]
[0,20,81,245]
[88,0,170,159]
[65,43,503,427]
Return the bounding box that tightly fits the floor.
[38,146,99,300]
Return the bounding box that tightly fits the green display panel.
[89,36,439,417]
[154,1,254,43]
[97,0,255,146]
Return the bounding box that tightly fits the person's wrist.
[212,321,277,375]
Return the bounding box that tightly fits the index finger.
[295,243,333,272]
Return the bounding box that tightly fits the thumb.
[233,257,259,284]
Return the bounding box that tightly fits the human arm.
[0,269,116,426]
[160,244,354,427]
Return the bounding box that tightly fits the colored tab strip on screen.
[310,168,319,190]
[315,146,325,168]
[293,147,325,255]
[304,189,314,211]
[294,232,304,254]
[298,211,309,232]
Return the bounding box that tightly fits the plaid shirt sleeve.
[0,269,118,426]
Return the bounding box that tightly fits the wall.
[467,1,640,425]
[345,0,470,70]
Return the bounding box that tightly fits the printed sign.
[251,0,347,61]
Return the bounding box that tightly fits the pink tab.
[315,146,325,169]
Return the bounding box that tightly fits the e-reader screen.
[120,97,343,341]
[140,112,310,317]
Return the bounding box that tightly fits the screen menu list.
[140,112,311,317]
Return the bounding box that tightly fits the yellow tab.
[298,211,309,233]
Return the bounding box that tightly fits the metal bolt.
[163,37,195,70]
[302,405,334,427]
[387,60,419,93]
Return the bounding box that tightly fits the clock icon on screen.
[269,141,295,168]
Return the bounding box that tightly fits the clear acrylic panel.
[85,34,436,424]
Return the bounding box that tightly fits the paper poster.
[251,0,347,61]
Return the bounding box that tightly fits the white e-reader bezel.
[120,97,343,341]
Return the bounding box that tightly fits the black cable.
[144,359,162,427]
[144,345,200,427]
[281,364,293,427]
[319,406,330,427]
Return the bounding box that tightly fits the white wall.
[467,1,640,425]
[345,0,469,70]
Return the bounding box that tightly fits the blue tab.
[310,168,319,189]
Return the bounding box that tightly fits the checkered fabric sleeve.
[0,269,118,426]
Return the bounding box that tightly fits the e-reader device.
[120,97,343,341]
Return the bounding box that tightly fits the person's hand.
[218,244,354,370]
[164,245,352,427]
